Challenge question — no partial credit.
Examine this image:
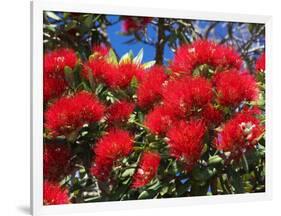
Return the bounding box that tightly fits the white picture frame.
[31,0,273,215]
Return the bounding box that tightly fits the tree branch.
[155,18,165,65]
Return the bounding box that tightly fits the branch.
[155,18,165,65]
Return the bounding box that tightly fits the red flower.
[43,181,69,205]
[91,129,133,180]
[162,77,213,118]
[44,91,105,136]
[256,52,265,72]
[188,76,213,107]
[82,58,118,86]
[162,79,192,118]
[113,62,145,88]
[44,144,72,181]
[106,101,135,124]
[43,48,78,101]
[122,17,152,33]
[137,66,168,108]
[201,104,223,126]
[170,40,242,77]
[92,44,110,57]
[44,75,67,102]
[82,61,144,89]
[131,152,161,188]
[145,105,176,135]
[214,109,264,158]
[167,119,206,170]
[213,69,259,106]
[44,48,77,75]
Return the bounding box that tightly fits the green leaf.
[119,51,133,64]
[106,49,118,65]
[44,24,56,32]
[241,153,249,173]
[208,155,223,165]
[190,182,209,196]
[65,20,78,31]
[176,182,188,196]
[230,171,245,194]
[138,191,149,199]
[84,15,93,28]
[121,168,135,178]
[133,48,143,65]
[130,76,138,89]
[45,11,61,21]
[142,60,156,69]
[192,166,216,182]
[64,66,74,88]
[159,186,169,196]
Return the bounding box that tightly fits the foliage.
[43,11,266,205]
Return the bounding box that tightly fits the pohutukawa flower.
[113,62,145,88]
[162,79,192,118]
[44,144,72,181]
[91,129,133,180]
[131,152,161,188]
[162,77,213,118]
[255,52,265,72]
[167,119,206,170]
[43,48,78,101]
[43,181,69,205]
[44,75,67,102]
[145,105,177,135]
[82,57,117,85]
[188,77,213,107]
[44,91,105,136]
[44,48,78,75]
[106,101,135,124]
[91,44,110,57]
[214,109,264,158]
[122,17,152,33]
[170,40,242,77]
[83,61,144,89]
[137,66,168,109]
[201,103,223,126]
[213,69,259,106]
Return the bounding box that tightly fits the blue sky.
[106,15,174,64]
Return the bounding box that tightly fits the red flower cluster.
[167,120,206,170]
[132,152,161,188]
[122,17,152,33]
[201,103,223,126]
[256,52,265,72]
[43,181,69,205]
[44,91,105,136]
[162,76,213,118]
[44,48,78,101]
[144,105,176,135]
[44,48,77,74]
[116,62,144,88]
[82,50,144,89]
[141,40,262,170]
[91,129,133,180]
[137,66,168,109]
[106,101,135,124]
[44,144,72,181]
[213,69,259,106]
[170,40,242,76]
[214,109,264,158]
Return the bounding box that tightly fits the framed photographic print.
[31,0,272,215]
